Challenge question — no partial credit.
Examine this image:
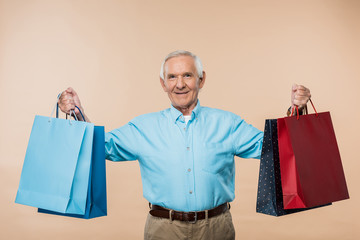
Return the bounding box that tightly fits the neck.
[174,100,197,116]
[177,107,192,116]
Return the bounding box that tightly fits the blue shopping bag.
[15,102,107,219]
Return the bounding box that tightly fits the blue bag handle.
[56,93,61,119]
[74,106,86,122]
[65,106,85,122]
[52,92,86,122]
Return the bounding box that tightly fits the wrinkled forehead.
[164,55,197,76]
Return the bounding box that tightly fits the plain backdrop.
[1,0,359,239]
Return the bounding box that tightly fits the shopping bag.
[256,119,330,216]
[15,102,107,219]
[277,101,349,209]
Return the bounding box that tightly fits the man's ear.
[160,77,167,92]
[199,71,206,89]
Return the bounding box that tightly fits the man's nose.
[176,77,185,89]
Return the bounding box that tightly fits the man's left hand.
[291,84,311,109]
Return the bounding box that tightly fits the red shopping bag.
[277,100,349,209]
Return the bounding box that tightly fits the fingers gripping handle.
[49,92,86,122]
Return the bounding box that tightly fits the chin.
[173,99,187,106]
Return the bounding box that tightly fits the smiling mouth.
[175,91,189,95]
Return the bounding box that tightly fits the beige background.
[1,0,359,239]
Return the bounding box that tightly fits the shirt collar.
[170,100,201,123]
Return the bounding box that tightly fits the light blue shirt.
[105,101,263,212]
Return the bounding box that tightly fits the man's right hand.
[58,87,87,121]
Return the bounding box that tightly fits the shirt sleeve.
[231,115,264,159]
[105,122,141,161]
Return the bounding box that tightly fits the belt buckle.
[188,211,197,224]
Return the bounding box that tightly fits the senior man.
[59,50,311,240]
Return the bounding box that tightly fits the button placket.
[184,118,195,208]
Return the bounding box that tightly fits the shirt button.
[183,128,186,131]
[186,147,190,150]
[187,168,191,172]
[189,190,193,194]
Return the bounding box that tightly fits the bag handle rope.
[49,92,85,124]
[290,99,318,120]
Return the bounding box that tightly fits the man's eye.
[184,74,192,78]
[168,75,176,79]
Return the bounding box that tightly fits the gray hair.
[160,50,203,80]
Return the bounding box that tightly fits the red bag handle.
[290,99,318,120]
[309,99,318,115]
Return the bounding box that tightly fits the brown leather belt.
[149,202,230,223]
